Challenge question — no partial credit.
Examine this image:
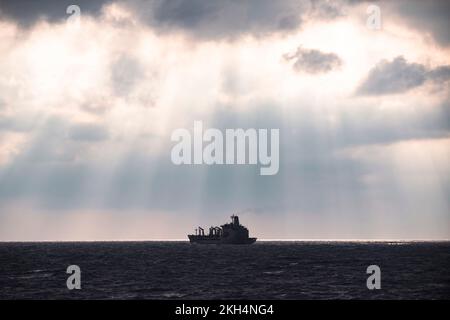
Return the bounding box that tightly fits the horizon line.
[1,238,449,242]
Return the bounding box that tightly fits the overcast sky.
[0,0,448,240]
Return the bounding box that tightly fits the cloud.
[110,54,144,97]
[2,0,448,46]
[357,56,426,95]
[357,56,450,95]
[68,123,109,141]
[284,46,342,74]
[381,0,450,47]
[428,65,450,82]
[119,0,352,40]
[0,0,319,38]
[0,0,354,43]
[310,0,345,19]
[0,115,36,132]
[1,99,447,214]
[126,0,307,39]
[0,0,110,26]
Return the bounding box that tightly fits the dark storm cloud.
[383,0,450,47]
[0,0,347,35]
[120,0,351,39]
[0,0,110,26]
[357,56,450,95]
[2,0,448,46]
[283,47,342,74]
[127,0,306,38]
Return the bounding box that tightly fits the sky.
[0,0,448,240]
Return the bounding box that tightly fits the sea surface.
[0,241,449,299]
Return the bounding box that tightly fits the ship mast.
[231,214,240,226]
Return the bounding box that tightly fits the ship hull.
[188,235,257,245]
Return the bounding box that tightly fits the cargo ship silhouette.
[188,215,257,244]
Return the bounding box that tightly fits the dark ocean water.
[0,241,449,299]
